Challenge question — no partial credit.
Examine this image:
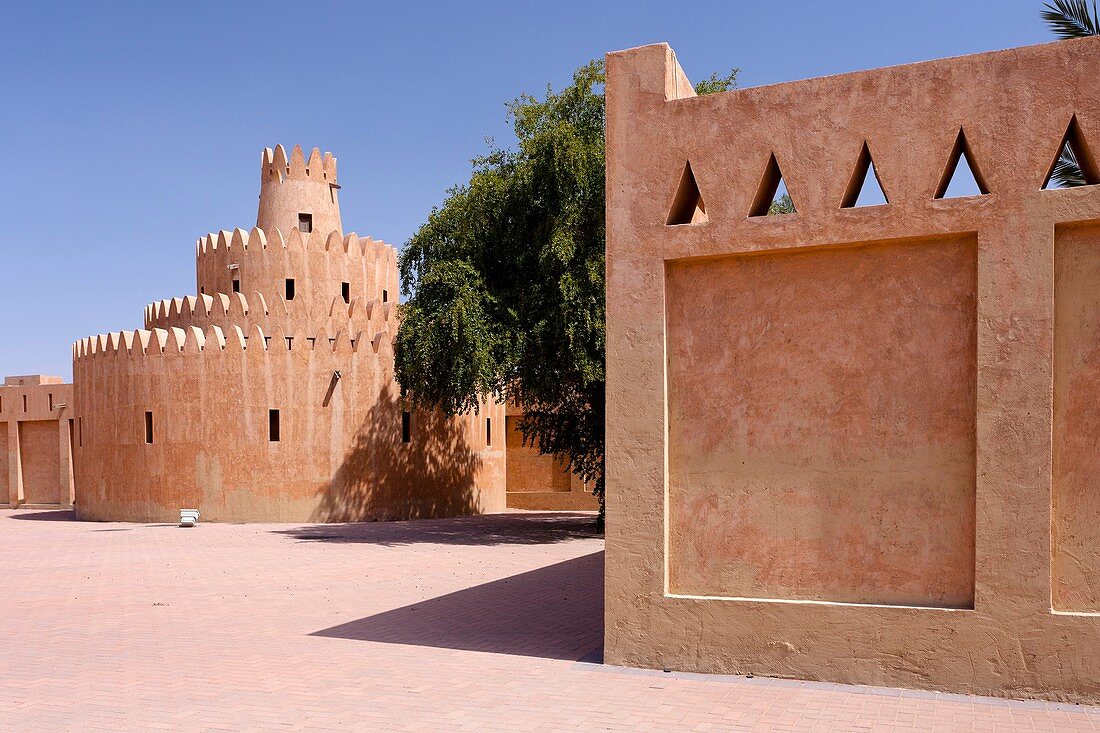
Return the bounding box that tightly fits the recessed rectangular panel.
[0,423,8,502]
[19,420,60,505]
[666,236,977,608]
[1053,224,1100,612]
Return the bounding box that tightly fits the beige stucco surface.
[504,409,598,511]
[666,236,977,608]
[0,377,74,507]
[604,38,1100,701]
[1053,223,1100,612]
[72,147,505,523]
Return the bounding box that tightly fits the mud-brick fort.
[0,144,594,521]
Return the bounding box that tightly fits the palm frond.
[1052,146,1088,188]
[1042,0,1100,39]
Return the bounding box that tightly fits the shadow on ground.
[313,550,604,662]
[276,511,600,547]
[6,510,76,521]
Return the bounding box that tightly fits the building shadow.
[276,511,600,547]
[315,386,482,522]
[312,550,604,662]
[6,509,76,521]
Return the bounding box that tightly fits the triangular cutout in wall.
[841,142,889,208]
[935,129,990,199]
[748,154,796,217]
[1043,115,1100,189]
[666,161,708,225]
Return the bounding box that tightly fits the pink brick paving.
[1,509,1097,732]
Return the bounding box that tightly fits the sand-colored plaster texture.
[0,376,74,508]
[604,38,1100,701]
[504,405,597,511]
[72,147,505,523]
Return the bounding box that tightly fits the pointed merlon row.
[195,227,395,259]
[667,118,1099,224]
[74,324,393,360]
[262,144,337,183]
[143,291,395,330]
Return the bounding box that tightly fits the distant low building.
[1,375,74,508]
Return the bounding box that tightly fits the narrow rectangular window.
[341,282,350,303]
[78,417,83,447]
[232,278,240,293]
[486,417,492,446]
[269,409,280,442]
[144,411,154,444]
[1,395,4,412]
[200,286,205,294]
[285,278,295,300]
[382,289,388,303]
[49,393,54,411]
[401,411,411,443]
[23,395,27,412]
[298,213,313,233]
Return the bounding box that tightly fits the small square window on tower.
[285,278,295,300]
[341,282,350,303]
[298,213,313,233]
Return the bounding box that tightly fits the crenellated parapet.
[74,323,394,361]
[262,144,337,184]
[257,144,342,235]
[193,227,399,311]
[145,288,395,336]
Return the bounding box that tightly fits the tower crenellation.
[257,144,342,236]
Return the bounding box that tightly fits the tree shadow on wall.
[313,387,482,523]
[311,551,604,662]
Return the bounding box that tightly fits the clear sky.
[0,1,1055,379]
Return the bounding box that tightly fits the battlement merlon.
[257,144,342,237]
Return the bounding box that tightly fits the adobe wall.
[504,405,597,511]
[192,228,398,313]
[73,327,504,523]
[1,376,74,508]
[604,38,1100,702]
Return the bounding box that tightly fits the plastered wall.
[605,38,1100,702]
[504,407,597,511]
[1,377,74,507]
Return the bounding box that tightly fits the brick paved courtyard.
[1,509,1098,732]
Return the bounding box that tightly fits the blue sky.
[0,1,1055,379]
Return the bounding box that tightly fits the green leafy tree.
[768,193,796,215]
[395,60,737,527]
[1041,0,1098,186]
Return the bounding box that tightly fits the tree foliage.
[395,60,736,524]
[1042,0,1097,186]
[768,193,796,215]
